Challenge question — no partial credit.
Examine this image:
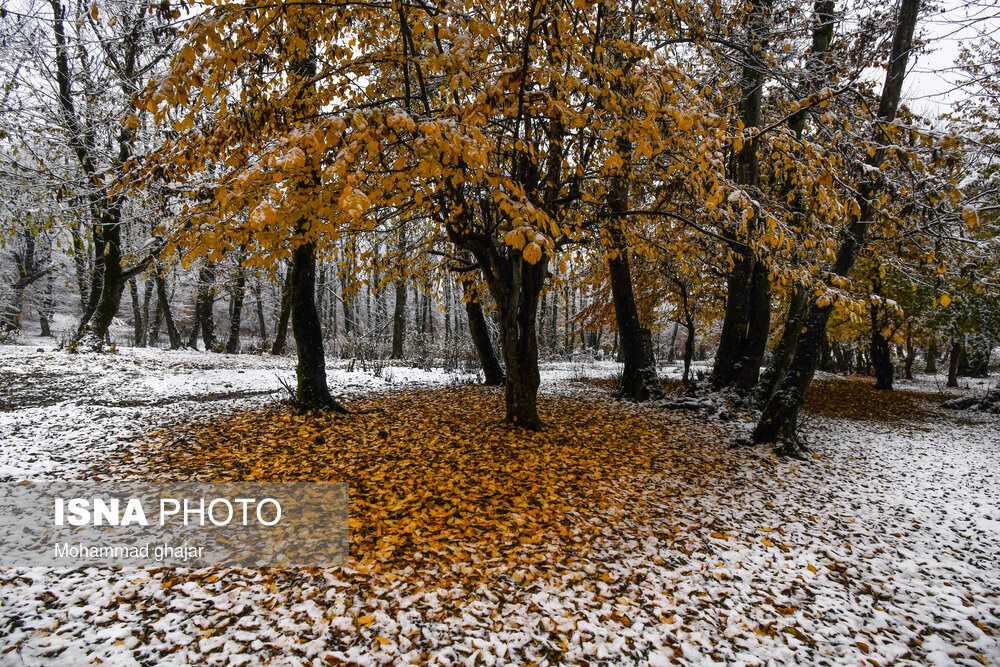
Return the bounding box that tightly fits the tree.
[754,0,922,447]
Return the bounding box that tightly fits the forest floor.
[0,342,998,666]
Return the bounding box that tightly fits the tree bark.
[459,240,547,428]
[925,338,938,374]
[464,281,505,386]
[871,325,894,390]
[129,279,144,346]
[154,268,181,350]
[758,284,808,404]
[753,0,920,445]
[606,152,665,401]
[51,0,151,350]
[391,279,407,358]
[226,260,246,354]
[711,0,773,392]
[947,338,961,388]
[188,263,216,351]
[39,276,55,337]
[271,265,293,355]
[904,328,915,380]
[683,316,696,385]
[290,241,346,413]
[253,281,268,348]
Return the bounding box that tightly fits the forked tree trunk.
[463,281,505,386]
[469,249,547,429]
[189,263,216,351]
[682,316,696,385]
[871,328,894,390]
[758,283,808,404]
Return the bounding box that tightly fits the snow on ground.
[1,343,998,665]
[0,343,491,481]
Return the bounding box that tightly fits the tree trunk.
[606,160,665,401]
[253,281,268,348]
[464,281,505,386]
[711,0,773,392]
[129,279,144,347]
[904,329,915,380]
[757,283,808,404]
[497,279,543,428]
[290,241,346,413]
[391,279,407,359]
[271,265,293,355]
[154,268,181,350]
[463,246,547,428]
[683,317,696,385]
[925,338,938,374]
[39,276,55,337]
[753,0,919,445]
[871,322,894,390]
[188,263,217,351]
[947,338,961,388]
[226,260,246,354]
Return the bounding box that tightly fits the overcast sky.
[904,0,1000,116]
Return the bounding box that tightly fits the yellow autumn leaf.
[522,242,543,265]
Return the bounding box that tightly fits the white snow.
[1,344,998,665]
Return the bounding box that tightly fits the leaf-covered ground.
[1,345,998,666]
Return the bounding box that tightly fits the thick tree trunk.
[271,265,293,355]
[925,338,938,374]
[711,0,773,392]
[606,176,665,401]
[753,0,919,446]
[188,263,217,351]
[467,248,547,429]
[464,281,505,386]
[39,276,55,337]
[498,296,543,427]
[226,261,246,354]
[290,241,346,413]
[947,338,961,388]
[871,327,894,390]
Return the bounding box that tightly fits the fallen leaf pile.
[802,377,956,423]
[114,387,727,585]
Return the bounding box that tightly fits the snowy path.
[0,344,998,666]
